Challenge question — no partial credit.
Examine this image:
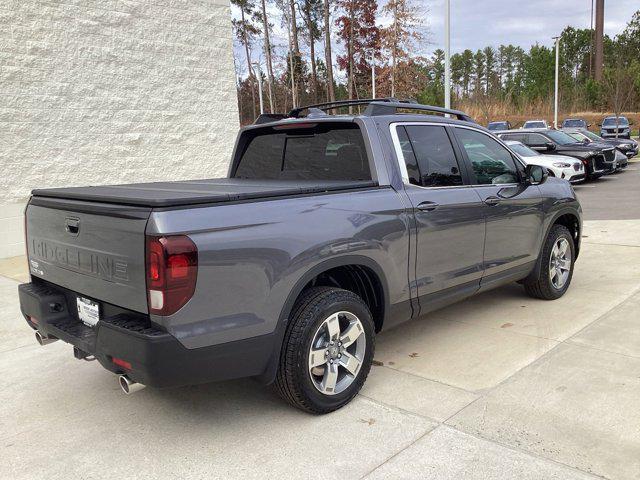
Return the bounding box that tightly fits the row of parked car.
[488,116,634,139]
[485,117,638,182]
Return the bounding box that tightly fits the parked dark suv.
[600,116,631,139]
[18,99,582,414]
[497,128,616,179]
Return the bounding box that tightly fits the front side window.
[566,132,589,143]
[527,133,550,146]
[398,125,463,187]
[581,129,603,142]
[455,128,519,185]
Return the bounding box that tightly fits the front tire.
[275,287,375,414]
[524,225,575,300]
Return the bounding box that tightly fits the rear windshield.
[233,123,371,181]
[563,119,585,127]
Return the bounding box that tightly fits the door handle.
[484,196,501,206]
[416,201,439,212]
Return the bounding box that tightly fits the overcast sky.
[232,0,639,78]
[426,0,639,54]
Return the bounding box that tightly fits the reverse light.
[146,235,198,316]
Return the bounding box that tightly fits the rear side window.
[527,133,549,146]
[397,125,463,187]
[233,123,371,181]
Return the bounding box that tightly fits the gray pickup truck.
[19,99,582,414]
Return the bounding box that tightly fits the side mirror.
[597,123,602,127]
[525,164,548,185]
[545,142,556,151]
[587,123,592,127]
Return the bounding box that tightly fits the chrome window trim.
[389,121,525,189]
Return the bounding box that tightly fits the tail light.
[145,235,198,316]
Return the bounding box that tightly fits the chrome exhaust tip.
[35,331,58,346]
[118,375,146,395]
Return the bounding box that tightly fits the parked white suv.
[505,140,585,183]
[522,120,550,129]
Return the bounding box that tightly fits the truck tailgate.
[26,198,151,313]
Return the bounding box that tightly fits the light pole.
[553,36,560,129]
[444,0,451,110]
[371,50,376,98]
[253,62,264,115]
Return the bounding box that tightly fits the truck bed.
[32,178,378,207]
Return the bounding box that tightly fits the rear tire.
[524,225,575,300]
[275,287,375,414]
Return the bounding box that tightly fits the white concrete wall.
[0,0,239,258]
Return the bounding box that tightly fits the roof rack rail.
[363,100,475,123]
[288,98,475,123]
[288,98,409,117]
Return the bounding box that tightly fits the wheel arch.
[257,255,390,385]
[525,207,582,284]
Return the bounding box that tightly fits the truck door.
[451,126,544,287]
[391,123,486,316]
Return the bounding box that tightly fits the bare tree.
[260,0,276,111]
[232,0,261,119]
[323,0,335,101]
[300,0,322,102]
[381,0,424,98]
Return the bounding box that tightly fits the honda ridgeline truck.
[19,99,582,414]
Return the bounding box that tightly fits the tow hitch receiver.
[73,346,95,361]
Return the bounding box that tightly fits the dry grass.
[456,99,640,133]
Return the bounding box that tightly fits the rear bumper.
[18,281,274,388]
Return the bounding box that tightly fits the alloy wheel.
[308,311,366,396]
[549,237,572,289]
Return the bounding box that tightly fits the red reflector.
[112,357,131,370]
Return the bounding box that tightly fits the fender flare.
[256,255,390,385]
[525,207,582,283]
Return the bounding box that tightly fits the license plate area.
[76,296,100,327]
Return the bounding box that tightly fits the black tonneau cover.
[31,178,377,207]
